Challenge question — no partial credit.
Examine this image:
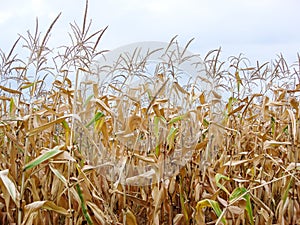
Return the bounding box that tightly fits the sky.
[0,0,300,64]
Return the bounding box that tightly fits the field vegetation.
[1,1,300,224]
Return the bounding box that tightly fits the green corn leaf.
[215,173,230,195]
[85,111,104,128]
[235,71,243,94]
[154,116,160,138]
[203,118,210,127]
[226,96,237,113]
[229,187,244,201]
[83,94,94,107]
[9,98,15,115]
[244,193,254,225]
[283,125,289,135]
[168,114,186,125]
[23,146,63,171]
[153,116,167,156]
[196,199,226,224]
[271,117,275,135]
[282,177,292,206]
[179,176,189,223]
[167,126,178,148]
[61,120,70,130]
[154,116,160,156]
[76,184,93,225]
[230,187,253,225]
[20,82,34,90]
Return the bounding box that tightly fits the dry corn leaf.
[28,114,81,136]
[0,85,22,94]
[155,98,168,103]
[168,176,176,195]
[228,205,244,215]
[287,109,296,142]
[173,81,188,95]
[266,101,286,107]
[125,169,155,185]
[173,214,184,225]
[86,201,107,224]
[53,79,63,88]
[132,153,156,163]
[0,169,19,205]
[125,208,138,225]
[212,90,222,99]
[289,97,299,111]
[152,104,161,117]
[54,150,76,162]
[224,159,249,166]
[235,71,243,85]
[0,95,10,101]
[286,162,300,171]
[152,186,165,214]
[22,200,70,225]
[127,115,142,132]
[23,211,38,225]
[92,98,116,116]
[199,92,206,104]
[112,190,150,207]
[4,131,25,152]
[195,140,208,150]
[49,165,68,186]
[263,140,291,150]
[228,104,245,116]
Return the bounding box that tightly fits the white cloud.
[0,11,13,24]
[0,0,299,63]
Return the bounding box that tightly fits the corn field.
[1,2,300,225]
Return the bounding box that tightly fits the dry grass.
[1,1,300,225]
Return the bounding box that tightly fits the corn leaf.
[0,169,19,205]
[167,126,178,149]
[20,82,35,90]
[83,94,94,107]
[215,173,230,195]
[22,200,70,225]
[230,187,253,225]
[196,199,226,224]
[125,208,138,225]
[49,165,68,186]
[85,111,104,128]
[76,183,93,225]
[61,120,70,146]
[28,114,79,136]
[168,114,186,125]
[23,146,63,171]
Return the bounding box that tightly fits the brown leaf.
[87,201,107,224]
[173,214,184,225]
[0,169,19,205]
[125,208,138,225]
[127,115,142,132]
[199,92,206,104]
[22,201,70,225]
[0,85,22,94]
[28,114,80,136]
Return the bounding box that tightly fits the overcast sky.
[0,0,299,64]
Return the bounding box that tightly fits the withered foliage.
[1,2,300,225]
